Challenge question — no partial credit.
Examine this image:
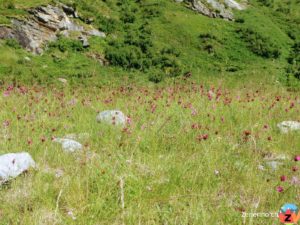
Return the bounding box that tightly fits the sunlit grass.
[0,80,299,224]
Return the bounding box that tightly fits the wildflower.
[243,130,251,136]
[126,117,132,125]
[191,108,197,116]
[280,175,287,182]
[191,123,199,129]
[292,166,299,172]
[27,139,33,145]
[197,134,209,141]
[294,156,300,161]
[3,91,11,97]
[267,136,272,141]
[276,186,284,193]
[2,120,10,127]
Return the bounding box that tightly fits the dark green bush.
[2,0,15,9]
[287,42,300,79]
[49,37,84,52]
[148,70,164,83]
[198,33,220,54]
[95,15,118,33]
[236,28,281,58]
[102,0,182,81]
[5,39,20,49]
[257,0,274,7]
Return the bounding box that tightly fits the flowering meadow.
[1,80,300,224]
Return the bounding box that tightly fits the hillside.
[0,0,299,86]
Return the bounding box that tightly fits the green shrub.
[95,15,118,34]
[2,0,15,9]
[148,70,165,83]
[5,39,20,49]
[257,0,274,7]
[49,37,84,52]
[236,28,281,58]
[286,42,300,79]
[198,33,220,54]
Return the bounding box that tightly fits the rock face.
[183,0,247,20]
[0,4,105,54]
[96,110,128,126]
[0,152,35,184]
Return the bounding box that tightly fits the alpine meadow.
[0,0,300,224]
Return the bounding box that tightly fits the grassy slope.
[0,0,298,86]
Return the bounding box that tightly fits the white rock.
[277,121,300,133]
[24,56,31,62]
[224,0,246,10]
[53,138,82,152]
[0,152,35,183]
[266,161,282,171]
[96,110,128,126]
[264,153,289,161]
[87,29,106,38]
[58,78,67,84]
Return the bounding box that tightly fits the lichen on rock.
[0,4,105,54]
[179,0,247,21]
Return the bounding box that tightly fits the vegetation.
[0,81,300,224]
[0,0,298,84]
[236,27,281,58]
[0,0,300,224]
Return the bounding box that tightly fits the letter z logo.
[285,214,292,222]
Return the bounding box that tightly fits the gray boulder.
[187,0,247,20]
[277,121,300,133]
[0,152,35,184]
[53,138,83,153]
[96,110,128,126]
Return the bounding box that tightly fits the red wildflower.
[276,186,284,193]
[243,130,251,136]
[280,175,287,182]
[294,155,300,161]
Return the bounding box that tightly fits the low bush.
[236,27,281,58]
[49,37,84,52]
[5,38,20,49]
[286,42,300,79]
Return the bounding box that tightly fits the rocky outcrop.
[180,0,247,20]
[0,4,105,54]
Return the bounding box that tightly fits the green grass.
[0,0,298,85]
[0,80,300,224]
[0,1,300,223]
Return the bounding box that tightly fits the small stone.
[258,165,264,171]
[277,121,300,133]
[266,161,282,171]
[53,138,82,152]
[79,36,89,48]
[86,29,106,38]
[96,110,128,126]
[24,56,31,62]
[58,78,67,84]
